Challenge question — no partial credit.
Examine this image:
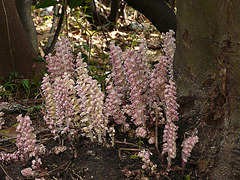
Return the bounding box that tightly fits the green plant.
[21,76,41,99]
[130,154,139,159]
[0,73,19,100]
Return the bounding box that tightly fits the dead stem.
[0,163,13,180]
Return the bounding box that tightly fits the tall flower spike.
[123,48,148,126]
[162,79,179,170]
[46,36,75,79]
[52,73,75,136]
[149,56,168,101]
[161,30,176,78]
[181,135,199,170]
[109,41,128,100]
[105,78,126,125]
[41,74,58,134]
[75,53,107,143]
[160,30,179,171]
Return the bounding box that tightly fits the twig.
[72,170,84,180]
[46,5,59,48]
[44,4,66,55]
[63,161,72,173]
[0,163,13,180]
[43,162,69,176]
[0,147,7,151]
[115,140,141,148]
[0,137,15,143]
[118,148,141,160]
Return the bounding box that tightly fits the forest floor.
[0,2,208,179]
[0,101,203,180]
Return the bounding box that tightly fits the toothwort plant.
[41,37,108,143]
[40,32,197,173]
[105,30,198,171]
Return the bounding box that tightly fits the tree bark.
[175,0,240,179]
[0,0,42,81]
[124,0,177,33]
[15,0,38,53]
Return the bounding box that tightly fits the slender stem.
[155,106,160,156]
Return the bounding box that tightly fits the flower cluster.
[52,73,75,135]
[104,79,126,125]
[109,41,128,99]
[42,37,76,138]
[161,29,176,78]
[138,149,157,174]
[106,30,198,171]
[75,53,107,143]
[105,41,151,138]
[106,35,178,139]
[0,115,46,178]
[15,115,37,160]
[160,30,180,170]
[181,134,199,169]
[46,36,75,79]
[42,38,107,143]
[162,79,179,169]
[135,127,147,138]
[104,42,128,128]
[41,74,58,134]
[124,46,149,126]
[21,167,35,177]
[0,115,37,163]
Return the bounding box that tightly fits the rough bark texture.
[174,1,240,179]
[0,0,42,81]
[124,0,177,33]
[15,0,38,53]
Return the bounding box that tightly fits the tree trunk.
[0,0,42,81]
[174,0,240,179]
[108,0,120,25]
[124,0,177,33]
[15,0,38,53]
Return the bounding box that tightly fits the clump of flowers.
[181,134,199,170]
[46,37,75,79]
[106,30,198,171]
[74,53,107,143]
[16,115,38,161]
[41,37,108,143]
[138,149,157,175]
[0,115,46,177]
[42,37,76,138]
[21,167,35,177]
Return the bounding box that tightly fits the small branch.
[115,140,141,148]
[72,170,84,180]
[45,5,59,48]
[44,5,66,55]
[0,163,13,180]
[118,148,141,160]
